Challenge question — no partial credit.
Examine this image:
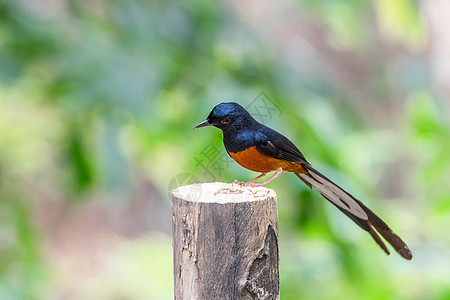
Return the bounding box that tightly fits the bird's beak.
[193,120,212,130]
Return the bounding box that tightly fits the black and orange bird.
[194,102,412,260]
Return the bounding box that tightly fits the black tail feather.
[295,167,412,260]
[356,198,412,260]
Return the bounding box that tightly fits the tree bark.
[172,182,280,300]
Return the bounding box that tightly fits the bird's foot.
[244,182,266,187]
[232,179,245,185]
[232,180,266,187]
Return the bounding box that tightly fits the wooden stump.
[172,182,280,300]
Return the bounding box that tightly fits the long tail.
[296,165,412,260]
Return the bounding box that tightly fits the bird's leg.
[247,173,267,184]
[234,168,282,187]
[233,173,267,185]
[245,173,267,185]
[246,168,282,187]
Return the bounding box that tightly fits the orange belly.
[228,146,307,173]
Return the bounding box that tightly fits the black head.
[194,102,254,131]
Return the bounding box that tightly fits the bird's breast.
[228,146,306,173]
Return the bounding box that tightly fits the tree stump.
[172,182,280,300]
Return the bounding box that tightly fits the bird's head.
[194,102,253,131]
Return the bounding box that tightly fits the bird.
[194,102,412,260]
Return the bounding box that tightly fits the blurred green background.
[1,0,450,299]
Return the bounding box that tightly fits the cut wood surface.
[172,182,280,300]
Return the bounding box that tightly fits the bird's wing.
[255,131,310,165]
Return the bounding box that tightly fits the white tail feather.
[298,172,368,220]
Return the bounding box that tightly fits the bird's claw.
[232,180,264,187]
[246,183,265,187]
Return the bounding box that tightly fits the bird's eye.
[221,118,230,125]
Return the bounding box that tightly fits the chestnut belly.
[228,146,306,173]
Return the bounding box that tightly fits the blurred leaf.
[65,122,96,192]
[375,0,425,49]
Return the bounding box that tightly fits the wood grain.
[172,182,280,300]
